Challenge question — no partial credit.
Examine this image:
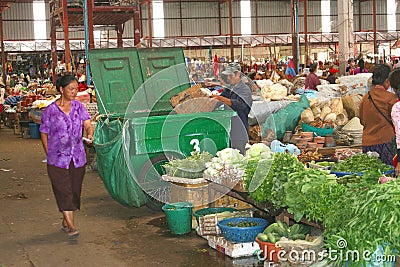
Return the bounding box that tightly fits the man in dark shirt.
[212,63,253,154]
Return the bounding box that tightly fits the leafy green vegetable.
[163,152,213,178]
[324,180,400,266]
[243,153,303,205]
[331,154,393,173]
[283,168,343,222]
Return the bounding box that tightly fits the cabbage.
[216,148,244,164]
[245,143,271,159]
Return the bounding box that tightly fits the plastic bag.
[94,119,148,207]
[262,95,310,140]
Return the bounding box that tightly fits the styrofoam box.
[207,235,260,258]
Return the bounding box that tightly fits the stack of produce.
[330,153,393,174]
[261,83,288,101]
[163,152,213,178]
[300,98,348,130]
[204,148,245,187]
[257,221,310,243]
[338,117,363,145]
[240,147,399,266]
[338,73,372,95]
[243,152,304,206]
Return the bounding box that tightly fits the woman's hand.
[86,134,94,144]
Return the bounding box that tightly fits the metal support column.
[255,0,259,35]
[373,0,378,61]
[147,0,153,47]
[218,2,222,36]
[50,3,58,85]
[179,1,183,37]
[295,0,300,73]
[134,10,141,46]
[62,0,71,73]
[116,24,124,48]
[291,0,298,73]
[337,0,354,74]
[83,0,91,86]
[88,0,94,49]
[0,13,6,85]
[304,0,309,66]
[228,0,234,62]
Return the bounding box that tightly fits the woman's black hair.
[309,63,318,73]
[358,59,365,71]
[389,68,400,92]
[372,64,391,86]
[56,74,77,92]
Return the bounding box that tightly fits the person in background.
[394,59,400,69]
[354,59,368,74]
[0,81,5,122]
[190,73,199,86]
[346,59,356,75]
[359,64,398,165]
[40,75,94,239]
[304,63,321,90]
[78,74,88,92]
[326,67,339,84]
[285,56,296,79]
[212,63,252,154]
[389,68,400,175]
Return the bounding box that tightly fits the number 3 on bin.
[190,139,200,154]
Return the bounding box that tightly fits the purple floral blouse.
[40,100,91,169]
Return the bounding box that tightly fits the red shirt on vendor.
[305,63,321,90]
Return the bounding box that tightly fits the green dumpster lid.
[89,47,190,116]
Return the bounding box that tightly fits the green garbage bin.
[162,202,193,235]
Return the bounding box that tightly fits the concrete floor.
[0,127,262,267]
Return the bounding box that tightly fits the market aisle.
[0,128,227,267]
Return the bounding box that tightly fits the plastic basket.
[302,122,334,137]
[255,237,281,263]
[217,217,269,243]
[194,207,237,225]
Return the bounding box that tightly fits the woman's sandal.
[61,225,69,233]
[68,230,80,239]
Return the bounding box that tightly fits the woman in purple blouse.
[40,75,94,239]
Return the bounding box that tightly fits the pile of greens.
[242,149,399,266]
[324,180,400,266]
[283,168,345,223]
[331,153,393,173]
[243,152,303,205]
[163,152,213,178]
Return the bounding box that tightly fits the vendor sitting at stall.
[326,67,339,84]
[212,63,253,154]
[305,63,321,90]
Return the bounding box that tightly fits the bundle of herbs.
[243,152,304,205]
[330,153,393,174]
[324,180,400,266]
[163,152,213,178]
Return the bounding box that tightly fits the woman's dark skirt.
[363,141,396,166]
[47,161,85,212]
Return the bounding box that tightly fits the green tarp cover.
[262,94,310,140]
[94,119,148,207]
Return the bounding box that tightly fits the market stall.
[156,69,400,266]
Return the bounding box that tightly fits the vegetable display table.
[206,180,282,217]
[275,209,323,229]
